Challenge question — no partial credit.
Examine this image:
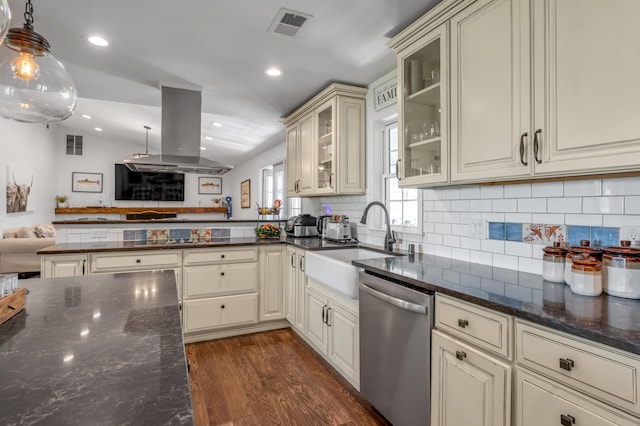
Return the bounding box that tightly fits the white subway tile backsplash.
[532,181,564,198]
[441,188,460,200]
[603,214,640,227]
[470,250,493,266]
[460,237,481,250]
[451,248,471,262]
[531,243,546,259]
[423,222,435,233]
[450,200,471,212]
[565,214,603,226]
[443,235,461,247]
[532,213,564,224]
[435,246,452,258]
[434,200,451,211]
[435,223,452,235]
[547,197,582,214]
[481,239,505,254]
[427,233,443,245]
[582,196,624,214]
[423,200,435,211]
[480,186,504,199]
[451,223,468,236]
[426,212,444,223]
[492,199,517,212]
[504,183,532,198]
[564,179,602,197]
[459,186,481,199]
[505,213,533,223]
[505,241,532,258]
[423,188,440,200]
[518,198,547,213]
[519,257,542,274]
[424,244,436,255]
[493,254,519,270]
[603,177,640,196]
[470,199,492,212]
[481,212,505,222]
[625,196,640,214]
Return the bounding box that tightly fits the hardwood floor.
[186,328,389,426]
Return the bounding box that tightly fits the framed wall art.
[72,172,103,193]
[198,177,222,195]
[240,179,250,208]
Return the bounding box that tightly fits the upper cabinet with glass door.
[393,24,449,187]
[314,99,336,195]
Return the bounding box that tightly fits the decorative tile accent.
[123,230,136,241]
[146,229,169,244]
[505,223,523,241]
[211,228,230,238]
[135,229,146,241]
[522,223,566,244]
[590,227,619,247]
[488,222,506,240]
[567,225,591,246]
[199,228,211,243]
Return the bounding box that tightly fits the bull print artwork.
[6,164,34,213]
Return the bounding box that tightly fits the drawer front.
[183,247,257,265]
[516,320,640,415]
[183,263,257,299]
[183,294,258,333]
[435,294,512,358]
[91,250,181,272]
[516,369,639,426]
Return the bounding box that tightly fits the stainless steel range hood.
[124,86,233,175]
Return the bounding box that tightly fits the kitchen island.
[0,270,193,425]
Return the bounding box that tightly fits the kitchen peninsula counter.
[0,270,193,425]
[353,254,640,356]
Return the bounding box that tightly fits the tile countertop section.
[353,254,640,356]
[0,270,194,425]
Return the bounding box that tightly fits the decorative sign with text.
[373,76,398,111]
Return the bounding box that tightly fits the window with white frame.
[383,122,420,231]
[261,161,300,217]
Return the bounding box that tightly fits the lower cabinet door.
[516,369,639,426]
[182,293,258,333]
[285,247,297,325]
[431,330,511,426]
[42,254,88,277]
[306,288,328,353]
[327,303,359,384]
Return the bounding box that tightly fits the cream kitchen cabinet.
[305,282,360,388]
[41,254,88,278]
[431,330,512,426]
[284,83,366,197]
[285,246,307,332]
[450,0,640,183]
[258,246,286,322]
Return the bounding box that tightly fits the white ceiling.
[6,0,439,165]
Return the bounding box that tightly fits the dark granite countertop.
[0,270,193,425]
[353,254,640,356]
[53,219,286,225]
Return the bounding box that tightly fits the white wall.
[0,118,58,230]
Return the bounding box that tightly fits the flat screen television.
[114,164,185,201]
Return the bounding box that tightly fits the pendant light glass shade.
[0,1,77,123]
[0,0,9,44]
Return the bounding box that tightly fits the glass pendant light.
[0,0,10,44]
[0,0,77,123]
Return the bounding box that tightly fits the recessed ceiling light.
[266,67,282,77]
[94,127,103,132]
[82,114,92,119]
[212,122,222,127]
[88,36,109,47]
[205,136,213,140]
[200,147,206,151]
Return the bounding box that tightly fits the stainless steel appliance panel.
[359,271,434,426]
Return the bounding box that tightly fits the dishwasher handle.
[359,282,428,315]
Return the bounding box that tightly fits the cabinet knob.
[136,259,141,264]
[220,272,225,276]
[457,319,469,328]
[455,350,467,361]
[221,304,225,309]
[560,414,575,426]
[559,358,574,371]
[221,254,225,259]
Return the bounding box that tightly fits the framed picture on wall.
[241,179,250,208]
[72,172,103,193]
[198,177,222,194]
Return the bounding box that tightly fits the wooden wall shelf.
[55,207,228,215]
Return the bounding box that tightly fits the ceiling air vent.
[268,8,313,37]
[66,135,83,155]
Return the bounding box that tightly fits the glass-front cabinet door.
[398,24,448,186]
[314,99,336,194]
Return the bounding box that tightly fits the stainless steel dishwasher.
[359,271,434,426]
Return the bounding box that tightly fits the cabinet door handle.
[82,259,86,275]
[455,350,467,361]
[291,253,296,268]
[300,255,304,272]
[560,414,575,426]
[559,358,574,371]
[533,129,542,164]
[458,319,469,328]
[322,305,327,323]
[396,159,402,180]
[326,307,332,327]
[136,259,141,264]
[329,173,334,188]
[520,132,528,166]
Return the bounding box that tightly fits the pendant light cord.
[144,125,151,155]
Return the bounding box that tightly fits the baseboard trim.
[183,320,290,343]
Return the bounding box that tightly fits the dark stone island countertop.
[353,253,640,356]
[0,270,193,425]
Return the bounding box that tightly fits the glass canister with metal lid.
[570,256,603,296]
[564,240,602,285]
[602,240,640,299]
[542,242,566,282]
